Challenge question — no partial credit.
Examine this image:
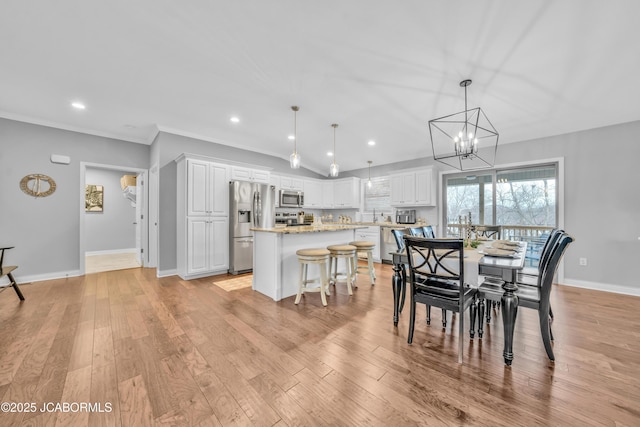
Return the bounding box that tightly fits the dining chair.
[0,246,25,301]
[404,236,477,364]
[476,232,574,361]
[473,225,502,240]
[409,227,425,237]
[422,225,435,238]
[517,229,563,286]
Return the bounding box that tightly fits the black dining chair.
[1,246,25,301]
[422,225,435,238]
[473,225,502,240]
[476,232,574,361]
[409,227,425,237]
[404,236,478,363]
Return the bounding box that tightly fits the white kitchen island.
[251,225,367,301]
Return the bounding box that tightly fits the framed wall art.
[85,184,104,212]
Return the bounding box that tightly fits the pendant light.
[289,106,301,169]
[428,79,499,171]
[329,123,339,177]
[367,160,373,188]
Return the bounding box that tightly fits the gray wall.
[153,131,323,273]
[84,168,137,252]
[0,118,149,278]
[346,121,640,292]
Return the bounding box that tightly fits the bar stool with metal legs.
[327,244,356,295]
[349,240,376,285]
[295,248,331,306]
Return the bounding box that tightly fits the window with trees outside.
[444,163,558,265]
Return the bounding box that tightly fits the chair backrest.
[537,228,564,276]
[538,233,573,310]
[422,225,435,238]
[391,228,409,251]
[473,225,501,240]
[409,227,425,237]
[403,236,464,285]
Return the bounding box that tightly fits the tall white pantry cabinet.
[176,155,230,279]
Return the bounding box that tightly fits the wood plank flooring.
[0,264,639,426]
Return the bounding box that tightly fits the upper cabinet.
[230,166,270,184]
[303,179,323,208]
[322,181,334,209]
[280,176,304,191]
[186,159,229,216]
[390,168,435,207]
[332,177,360,208]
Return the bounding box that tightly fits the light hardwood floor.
[0,264,638,426]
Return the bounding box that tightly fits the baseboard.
[85,248,138,256]
[5,270,84,285]
[157,269,177,278]
[561,278,640,297]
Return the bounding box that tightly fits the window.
[363,177,391,215]
[444,163,558,237]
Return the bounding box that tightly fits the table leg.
[501,282,519,366]
[392,261,403,327]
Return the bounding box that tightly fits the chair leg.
[458,309,464,364]
[469,301,477,339]
[477,299,485,338]
[539,311,555,361]
[319,263,328,307]
[8,273,25,301]
[367,252,375,285]
[295,263,305,304]
[345,258,353,296]
[486,299,492,323]
[398,267,406,313]
[426,305,431,325]
[442,309,447,329]
[408,298,416,344]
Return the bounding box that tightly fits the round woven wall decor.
[20,174,57,197]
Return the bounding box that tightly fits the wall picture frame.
[85,184,104,212]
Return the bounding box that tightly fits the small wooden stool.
[295,248,331,306]
[327,244,357,295]
[349,240,376,285]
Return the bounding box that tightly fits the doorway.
[80,162,148,275]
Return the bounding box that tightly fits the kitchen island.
[251,224,367,301]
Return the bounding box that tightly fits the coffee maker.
[396,209,416,224]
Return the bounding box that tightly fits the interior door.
[135,173,143,265]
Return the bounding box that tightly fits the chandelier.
[289,106,301,169]
[329,123,339,177]
[428,79,499,171]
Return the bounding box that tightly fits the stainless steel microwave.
[279,190,304,208]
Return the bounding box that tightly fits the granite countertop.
[322,221,416,228]
[251,224,368,234]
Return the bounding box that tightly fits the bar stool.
[327,244,356,295]
[349,240,376,285]
[295,248,331,306]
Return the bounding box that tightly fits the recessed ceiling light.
[71,102,86,110]
[327,151,333,157]
[230,116,240,123]
[123,124,137,129]
[288,135,295,140]
[368,140,376,146]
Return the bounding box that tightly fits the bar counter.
[251,225,366,301]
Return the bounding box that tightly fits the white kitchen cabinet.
[415,169,435,206]
[303,179,322,208]
[186,217,228,275]
[390,168,435,206]
[333,177,360,208]
[280,176,304,191]
[231,166,270,183]
[322,181,334,208]
[177,155,231,279]
[354,226,381,262]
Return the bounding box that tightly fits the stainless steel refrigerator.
[228,181,275,275]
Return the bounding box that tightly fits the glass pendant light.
[329,124,339,177]
[367,160,373,188]
[289,106,301,169]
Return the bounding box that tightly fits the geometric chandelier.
[428,79,499,171]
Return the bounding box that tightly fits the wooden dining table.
[391,241,527,365]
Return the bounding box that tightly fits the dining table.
[391,240,527,365]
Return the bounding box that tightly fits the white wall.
[84,168,137,253]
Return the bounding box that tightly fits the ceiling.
[2,1,639,175]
